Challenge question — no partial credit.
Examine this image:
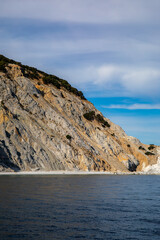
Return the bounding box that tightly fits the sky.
[0,0,160,145]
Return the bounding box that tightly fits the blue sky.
[0,0,160,145]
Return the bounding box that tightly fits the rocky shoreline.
[0,170,159,175]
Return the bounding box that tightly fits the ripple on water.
[0,175,160,240]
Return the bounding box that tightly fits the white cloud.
[1,1,160,99]
[97,65,121,82]
[95,65,160,97]
[1,0,160,24]
[102,104,160,110]
[62,64,160,97]
[121,69,160,96]
[1,32,160,97]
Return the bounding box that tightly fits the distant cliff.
[0,55,158,172]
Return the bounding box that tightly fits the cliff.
[0,55,159,172]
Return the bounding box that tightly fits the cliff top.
[0,54,86,100]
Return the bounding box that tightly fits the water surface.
[0,175,160,239]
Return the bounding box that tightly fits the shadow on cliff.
[0,141,20,171]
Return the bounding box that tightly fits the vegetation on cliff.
[148,144,155,150]
[83,111,110,128]
[0,54,86,100]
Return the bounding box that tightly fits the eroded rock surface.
[0,58,159,172]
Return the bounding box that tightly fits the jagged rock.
[0,55,159,172]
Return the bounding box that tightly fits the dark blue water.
[0,175,160,240]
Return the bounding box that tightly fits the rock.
[0,56,159,172]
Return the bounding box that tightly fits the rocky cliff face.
[0,55,159,172]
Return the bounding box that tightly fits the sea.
[0,174,160,240]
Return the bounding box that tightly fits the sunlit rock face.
[0,56,159,172]
[142,148,160,174]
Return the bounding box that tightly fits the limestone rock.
[0,56,159,172]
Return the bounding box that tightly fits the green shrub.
[83,112,110,127]
[20,65,39,79]
[43,75,61,89]
[42,74,86,99]
[95,114,110,128]
[95,114,104,123]
[0,61,6,72]
[148,144,155,150]
[102,121,110,128]
[0,55,21,73]
[145,151,155,156]
[66,135,72,140]
[0,54,39,79]
[60,80,86,99]
[83,111,95,121]
[139,146,145,151]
